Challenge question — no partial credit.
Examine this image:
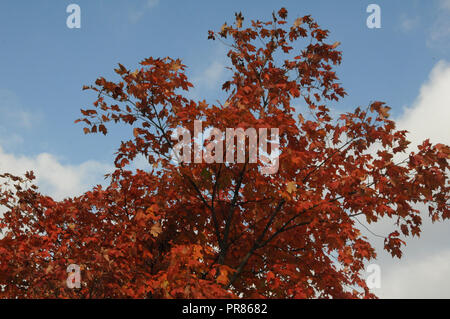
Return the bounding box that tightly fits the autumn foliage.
[1,8,449,299]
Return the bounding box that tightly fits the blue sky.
[0,0,450,297]
[0,0,448,163]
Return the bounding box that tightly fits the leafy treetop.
[0,8,448,298]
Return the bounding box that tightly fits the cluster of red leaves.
[1,8,449,299]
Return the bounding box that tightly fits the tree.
[0,8,449,299]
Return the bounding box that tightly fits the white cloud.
[362,60,450,298]
[377,250,450,298]
[396,60,450,148]
[0,146,112,201]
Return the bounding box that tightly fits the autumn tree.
[1,8,449,299]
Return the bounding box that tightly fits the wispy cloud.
[129,0,160,23]
[0,129,24,149]
[439,0,450,10]
[427,0,450,48]
[0,89,41,129]
[187,45,230,102]
[193,61,227,90]
[399,14,420,32]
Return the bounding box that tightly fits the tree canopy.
[1,8,448,299]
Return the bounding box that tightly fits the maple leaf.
[298,113,305,124]
[45,265,53,275]
[266,271,275,282]
[286,181,297,194]
[131,69,139,78]
[293,17,303,28]
[170,59,182,71]
[235,12,244,28]
[379,106,391,118]
[216,269,229,285]
[331,41,341,49]
[150,222,162,238]
[219,22,229,37]
[237,101,246,110]
[278,8,288,19]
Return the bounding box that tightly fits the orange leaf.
[150,222,162,238]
